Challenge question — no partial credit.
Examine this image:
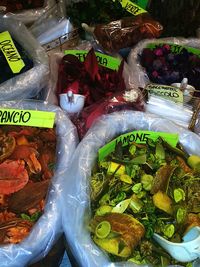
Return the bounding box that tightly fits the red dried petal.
[84,49,99,81]
[10,145,38,160]
[0,160,29,195]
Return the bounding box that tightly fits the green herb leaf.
[132,183,143,194]
[173,188,185,203]
[176,207,187,224]
[21,213,31,221]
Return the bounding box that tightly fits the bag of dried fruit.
[1,0,56,25]
[0,100,77,267]
[0,17,49,101]
[61,110,200,267]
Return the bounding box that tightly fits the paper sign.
[98,130,179,161]
[146,84,184,103]
[147,42,200,56]
[0,31,25,74]
[117,0,147,16]
[64,50,121,70]
[0,109,55,128]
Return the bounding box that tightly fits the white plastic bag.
[0,100,78,267]
[0,17,49,101]
[2,0,56,25]
[61,110,200,267]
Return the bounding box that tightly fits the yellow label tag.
[119,0,147,15]
[0,31,25,74]
[0,109,55,128]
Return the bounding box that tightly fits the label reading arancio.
[146,84,184,103]
[0,109,55,128]
[64,50,121,70]
[0,31,25,74]
[98,130,179,161]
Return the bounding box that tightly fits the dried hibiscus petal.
[9,180,50,213]
[0,160,29,195]
[0,135,16,162]
[10,145,41,174]
[0,218,33,244]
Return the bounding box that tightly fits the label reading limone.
[0,31,25,74]
[64,50,121,70]
[118,0,147,15]
[98,130,179,161]
[146,84,184,103]
[0,109,55,128]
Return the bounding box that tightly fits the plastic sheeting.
[61,110,200,267]
[0,17,49,101]
[2,0,56,25]
[0,100,78,267]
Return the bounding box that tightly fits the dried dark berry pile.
[140,44,200,91]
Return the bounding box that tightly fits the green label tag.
[64,50,121,70]
[98,130,179,161]
[147,42,200,56]
[117,0,147,16]
[131,0,149,9]
[0,31,25,74]
[146,84,184,103]
[0,109,55,128]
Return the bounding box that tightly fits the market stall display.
[61,111,200,267]
[0,1,200,266]
[0,100,77,267]
[0,17,49,101]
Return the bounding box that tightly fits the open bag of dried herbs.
[0,17,49,101]
[61,111,200,267]
[0,101,77,267]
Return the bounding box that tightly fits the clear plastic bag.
[0,100,78,267]
[92,13,163,53]
[0,17,49,101]
[30,0,79,53]
[61,110,200,267]
[2,0,56,25]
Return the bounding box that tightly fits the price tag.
[117,0,147,16]
[0,109,55,128]
[0,31,25,74]
[99,130,179,161]
[64,50,121,70]
[146,84,184,103]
